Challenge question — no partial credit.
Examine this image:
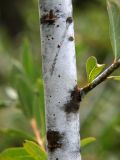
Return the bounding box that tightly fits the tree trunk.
[39,0,81,160]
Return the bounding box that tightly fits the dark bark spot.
[56,25,59,27]
[57,44,60,48]
[40,10,57,25]
[58,74,61,78]
[47,130,64,152]
[66,17,73,24]
[64,86,81,114]
[56,158,58,160]
[56,10,60,13]
[43,9,48,12]
[68,36,74,41]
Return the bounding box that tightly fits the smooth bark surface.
[39,0,81,159]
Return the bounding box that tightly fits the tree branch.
[80,58,120,98]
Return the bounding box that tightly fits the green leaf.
[86,56,105,83]
[89,63,105,83]
[15,75,34,118]
[33,79,46,137]
[0,129,34,151]
[81,137,96,148]
[107,0,120,60]
[11,40,42,120]
[86,56,96,79]
[0,129,34,140]
[0,148,35,160]
[107,76,120,80]
[24,140,47,160]
[22,39,35,81]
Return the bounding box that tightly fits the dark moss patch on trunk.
[47,130,64,152]
[64,86,81,114]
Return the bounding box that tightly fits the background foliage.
[0,0,120,160]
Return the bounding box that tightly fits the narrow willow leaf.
[81,137,96,148]
[0,129,34,140]
[24,140,47,160]
[0,129,34,152]
[15,75,34,118]
[107,0,120,59]
[86,56,105,83]
[22,39,35,81]
[0,148,35,160]
[107,75,120,80]
[33,79,46,137]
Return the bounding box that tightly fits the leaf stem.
[30,118,45,151]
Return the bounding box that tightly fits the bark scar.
[64,85,81,114]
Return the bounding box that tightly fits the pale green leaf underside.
[86,56,105,83]
[81,137,96,148]
[107,0,120,59]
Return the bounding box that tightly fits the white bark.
[39,0,81,160]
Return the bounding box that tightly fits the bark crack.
[50,17,73,75]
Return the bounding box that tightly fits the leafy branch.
[78,0,120,99]
[81,57,120,98]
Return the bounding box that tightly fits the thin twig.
[30,118,45,151]
[80,58,120,98]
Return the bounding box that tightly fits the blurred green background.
[0,0,120,160]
